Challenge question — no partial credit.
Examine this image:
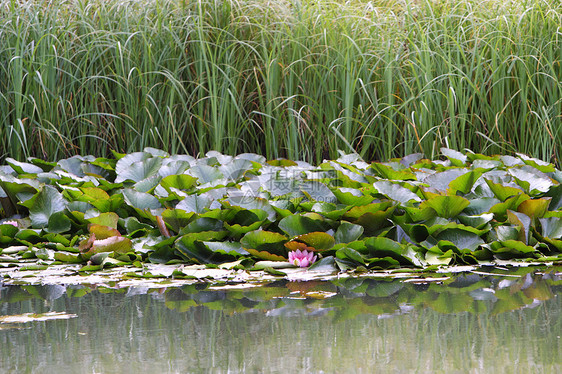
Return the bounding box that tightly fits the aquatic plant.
[288,249,317,268]
[0,0,561,165]
[0,147,561,275]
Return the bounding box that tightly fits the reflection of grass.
[1,0,561,165]
[0,283,560,372]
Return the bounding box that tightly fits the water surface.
[1,268,560,373]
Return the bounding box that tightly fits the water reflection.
[0,268,561,373]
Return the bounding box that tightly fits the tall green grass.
[0,0,561,165]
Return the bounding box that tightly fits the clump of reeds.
[1,0,560,165]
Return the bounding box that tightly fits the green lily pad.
[448,170,483,195]
[332,188,374,206]
[244,248,286,261]
[506,210,531,244]
[371,163,416,180]
[485,179,524,201]
[420,194,470,219]
[334,221,364,244]
[374,181,421,204]
[240,230,288,255]
[509,167,554,194]
[291,232,335,250]
[343,202,394,220]
[47,212,71,234]
[188,165,224,184]
[160,174,197,192]
[278,214,330,237]
[175,194,211,213]
[115,153,162,183]
[491,240,537,259]
[434,228,485,251]
[441,148,467,166]
[123,188,162,210]
[5,158,44,175]
[23,186,67,229]
[200,241,250,257]
[85,212,119,229]
[336,247,366,265]
[161,209,196,234]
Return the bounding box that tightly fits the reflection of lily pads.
[0,312,77,323]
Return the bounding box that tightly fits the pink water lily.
[3,220,18,227]
[288,249,317,268]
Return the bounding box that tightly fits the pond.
[1,267,561,373]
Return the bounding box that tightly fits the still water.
[1,268,561,373]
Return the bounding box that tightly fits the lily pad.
[23,186,67,229]
[420,194,470,219]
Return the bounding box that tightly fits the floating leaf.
[24,186,67,229]
[175,194,211,213]
[441,148,467,166]
[485,180,524,201]
[517,198,551,221]
[457,213,493,229]
[82,236,132,260]
[188,165,223,184]
[240,230,288,255]
[291,232,335,250]
[123,188,162,210]
[539,217,562,239]
[332,188,373,206]
[278,214,330,237]
[422,169,466,191]
[245,248,287,261]
[46,212,71,234]
[161,209,196,234]
[506,210,531,244]
[115,154,162,183]
[85,212,119,229]
[371,163,416,180]
[492,240,537,259]
[343,202,393,220]
[448,170,483,195]
[200,241,249,257]
[420,194,469,219]
[435,228,484,251]
[374,181,421,204]
[308,256,338,272]
[336,247,366,265]
[5,158,44,175]
[88,224,121,239]
[334,222,364,244]
[509,167,554,194]
[160,174,197,193]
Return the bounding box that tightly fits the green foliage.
[0,0,561,165]
[0,148,561,271]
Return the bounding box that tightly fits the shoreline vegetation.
[1,0,561,165]
[0,148,561,278]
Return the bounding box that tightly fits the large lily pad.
[23,186,67,229]
[420,194,470,219]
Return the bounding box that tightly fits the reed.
[0,0,561,165]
